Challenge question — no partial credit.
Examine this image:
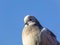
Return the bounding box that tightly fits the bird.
[22,15,59,45]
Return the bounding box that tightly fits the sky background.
[0,0,60,45]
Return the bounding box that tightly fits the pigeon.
[22,15,59,45]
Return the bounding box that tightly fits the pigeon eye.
[30,19,32,21]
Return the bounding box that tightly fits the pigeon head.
[24,15,43,28]
[24,15,37,25]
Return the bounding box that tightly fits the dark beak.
[25,23,28,25]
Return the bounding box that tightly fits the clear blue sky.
[0,0,60,45]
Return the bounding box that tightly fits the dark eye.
[30,19,32,21]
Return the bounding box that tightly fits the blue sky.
[0,0,60,45]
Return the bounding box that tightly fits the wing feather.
[40,28,58,45]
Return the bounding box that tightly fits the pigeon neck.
[35,21,43,30]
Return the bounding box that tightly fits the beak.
[25,23,28,25]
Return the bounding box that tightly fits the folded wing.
[40,28,58,45]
